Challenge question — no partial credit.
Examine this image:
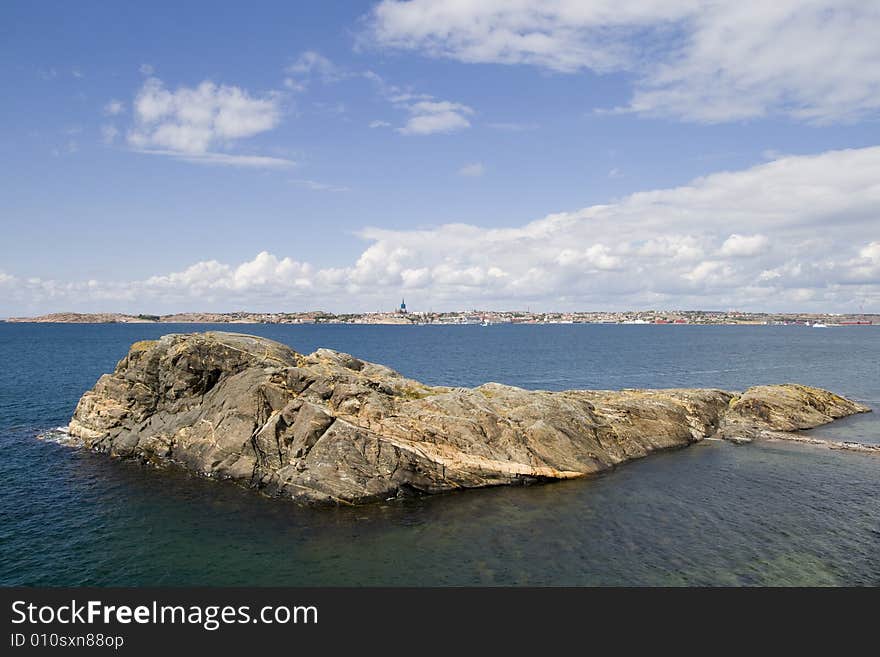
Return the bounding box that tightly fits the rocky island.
[67,332,872,505]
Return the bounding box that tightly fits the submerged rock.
[68,332,871,504]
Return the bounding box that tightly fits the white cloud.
[146,251,313,292]
[762,149,785,160]
[844,241,880,284]
[636,235,703,262]
[5,146,880,313]
[312,101,346,116]
[458,162,485,177]
[682,260,733,284]
[859,242,880,262]
[398,100,473,135]
[139,64,154,76]
[366,0,680,73]
[101,125,119,144]
[129,78,281,152]
[291,179,350,192]
[122,77,291,167]
[283,77,306,92]
[487,122,539,131]
[366,0,880,123]
[360,69,474,135]
[51,140,78,157]
[286,51,344,82]
[103,99,124,116]
[135,149,295,168]
[556,244,621,271]
[285,57,475,137]
[719,234,770,257]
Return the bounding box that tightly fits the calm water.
[1,323,878,586]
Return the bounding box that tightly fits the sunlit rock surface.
[68,332,871,504]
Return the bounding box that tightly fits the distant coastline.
[3,310,878,326]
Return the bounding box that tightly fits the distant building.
[398,299,407,314]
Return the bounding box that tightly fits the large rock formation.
[68,332,871,504]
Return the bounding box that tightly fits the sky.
[1,0,879,316]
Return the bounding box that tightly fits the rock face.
[68,332,871,504]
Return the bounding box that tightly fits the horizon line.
[4,309,879,320]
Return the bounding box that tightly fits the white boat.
[812,323,828,328]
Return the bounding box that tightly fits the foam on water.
[36,425,77,445]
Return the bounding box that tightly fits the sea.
[0,322,878,586]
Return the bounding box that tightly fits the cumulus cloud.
[719,234,770,257]
[145,251,313,292]
[129,78,279,150]
[398,100,473,135]
[124,77,292,167]
[556,244,621,271]
[365,0,880,123]
[5,147,880,314]
[843,242,880,285]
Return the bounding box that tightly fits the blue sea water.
[0,323,878,586]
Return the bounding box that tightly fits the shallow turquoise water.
[1,323,878,585]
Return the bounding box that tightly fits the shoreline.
[4,310,878,327]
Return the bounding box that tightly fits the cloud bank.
[3,146,880,314]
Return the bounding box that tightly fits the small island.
[67,332,872,505]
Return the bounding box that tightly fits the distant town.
[4,300,878,327]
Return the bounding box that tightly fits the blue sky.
[1,1,879,315]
